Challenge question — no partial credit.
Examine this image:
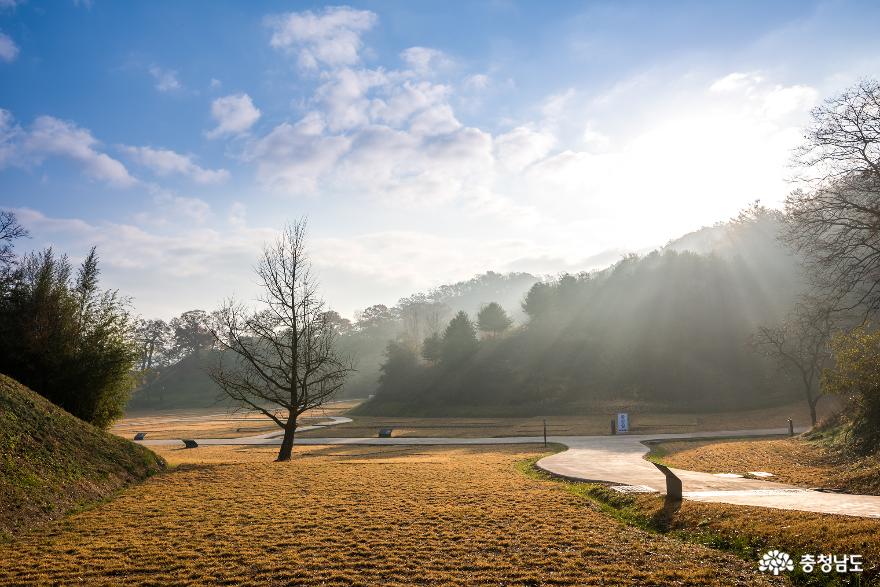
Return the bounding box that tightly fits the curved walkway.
[138,427,880,518]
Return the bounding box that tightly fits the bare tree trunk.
[277,418,296,462]
[807,395,818,427]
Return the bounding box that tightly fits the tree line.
[363,215,800,417]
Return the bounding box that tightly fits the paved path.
[138,427,880,518]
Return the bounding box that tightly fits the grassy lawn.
[648,436,880,496]
[0,444,775,586]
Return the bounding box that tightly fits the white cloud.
[400,47,452,75]
[541,88,576,120]
[708,72,819,119]
[266,6,377,70]
[761,84,818,118]
[495,126,556,172]
[709,71,763,93]
[463,73,490,91]
[581,124,610,151]
[209,78,222,90]
[149,66,181,92]
[0,108,22,167]
[14,206,276,318]
[150,193,212,225]
[0,0,25,8]
[121,145,229,184]
[246,114,351,193]
[24,115,136,187]
[0,31,19,62]
[371,79,453,128]
[207,93,261,138]
[314,67,388,131]
[228,202,246,227]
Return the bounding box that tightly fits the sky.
[1,0,879,320]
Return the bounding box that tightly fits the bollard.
[788,418,794,437]
[652,462,683,501]
[543,419,547,447]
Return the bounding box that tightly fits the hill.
[127,351,233,412]
[0,374,165,540]
[359,209,809,416]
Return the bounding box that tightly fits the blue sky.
[1,0,879,319]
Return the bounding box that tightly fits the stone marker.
[134,432,146,440]
[378,428,393,438]
[182,439,199,448]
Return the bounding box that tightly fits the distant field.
[301,400,824,438]
[112,399,827,441]
[651,436,880,496]
[111,400,361,440]
[0,445,772,586]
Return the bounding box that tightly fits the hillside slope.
[128,351,233,412]
[0,374,166,540]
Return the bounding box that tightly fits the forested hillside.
[359,208,808,415]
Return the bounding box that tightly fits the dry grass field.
[575,483,880,584]
[287,403,819,439]
[300,402,822,439]
[651,437,880,495]
[111,399,828,442]
[111,401,360,440]
[0,444,777,586]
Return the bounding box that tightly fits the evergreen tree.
[441,311,478,365]
[477,302,513,338]
[421,332,443,365]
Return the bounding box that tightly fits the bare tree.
[210,220,353,461]
[753,300,836,426]
[0,210,28,282]
[784,79,880,316]
[134,318,172,372]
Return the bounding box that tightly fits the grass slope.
[0,374,165,540]
[127,351,230,411]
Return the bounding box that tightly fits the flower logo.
[759,550,794,575]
